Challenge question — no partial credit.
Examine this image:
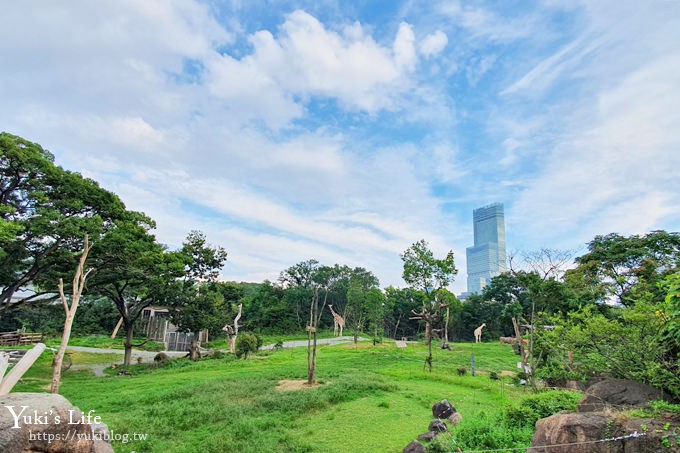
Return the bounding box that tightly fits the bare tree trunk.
[424,320,432,346]
[444,307,450,345]
[307,288,327,385]
[111,317,123,338]
[307,289,317,385]
[228,304,242,354]
[190,331,200,360]
[425,321,433,372]
[51,235,91,394]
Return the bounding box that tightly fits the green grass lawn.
[10,341,571,453]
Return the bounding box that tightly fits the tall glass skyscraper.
[466,203,507,294]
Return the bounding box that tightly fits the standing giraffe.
[474,323,486,343]
[328,305,345,337]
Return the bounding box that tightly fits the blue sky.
[1,0,679,293]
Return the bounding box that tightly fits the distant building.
[466,203,507,294]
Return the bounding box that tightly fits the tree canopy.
[0,132,128,309]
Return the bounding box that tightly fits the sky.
[1,0,679,294]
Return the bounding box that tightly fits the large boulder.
[528,412,623,453]
[579,379,670,412]
[529,411,680,453]
[0,393,113,453]
[432,399,456,419]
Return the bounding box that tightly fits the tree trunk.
[190,331,200,360]
[51,306,75,393]
[51,235,90,394]
[424,320,432,346]
[308,330,318,384]
[444,307,450,345]
[124,323,134,366]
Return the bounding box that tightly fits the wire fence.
[442,431,645,452]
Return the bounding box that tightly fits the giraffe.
[474,323,486,343]
[328,305,345,337]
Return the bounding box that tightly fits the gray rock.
[528,411,680,453]
[428,419,447,432]
[403,440,426,453]
[447,412,462,427]
[579,379,671,412]
[417,431,439,442]
[0,392,113,453]
[432,399,456,419]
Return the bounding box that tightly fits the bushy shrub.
[503,390,580,428]
[451,412,534,451]
[235,333,259,359]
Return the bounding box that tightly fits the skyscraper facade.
[466,203,507,294]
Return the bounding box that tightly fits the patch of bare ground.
[500,370,516,377]
[275,379,322,391]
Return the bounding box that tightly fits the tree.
[87,216,182,365]
[383,286,422,339]
[401,239,457,371]
[344,267,380,343]
[279,259,319,329]
[0,133,127,310]
[168,231,228,360]
[365,288,386,342]
[571,231,680,306]
[51,235,91,394]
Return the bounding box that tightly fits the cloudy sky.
[2,0,679,293]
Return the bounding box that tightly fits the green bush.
[235,333,259,359]
[504,390,581,428]
[452,412,533,451]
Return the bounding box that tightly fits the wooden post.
[0,343,46,395]
[110,317,123,339]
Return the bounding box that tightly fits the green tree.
[87,216,182,365]
[0,133,127,310]
[572,231,680,306]
[401,239,457,371]
[344,267,380,343]
[169,231,228,360]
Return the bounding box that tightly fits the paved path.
[65,345,187,359]
[63,337,369,376]
[260,336,369,350]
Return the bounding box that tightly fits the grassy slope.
[13,341,531,453]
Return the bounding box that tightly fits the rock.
[529,411,680,453]
[417,431,438,442]
[579,379,670,412]
[403,440,426,453]
[528,412,622,453]
[447,412,463,427]
[0,392,113,453]
[428,419,447,432]
[432,399,456,419]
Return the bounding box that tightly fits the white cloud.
[420,31,448,57]
[512,55,680,242]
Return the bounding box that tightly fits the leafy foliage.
[235,333,259,359]
[0,132,128,308]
